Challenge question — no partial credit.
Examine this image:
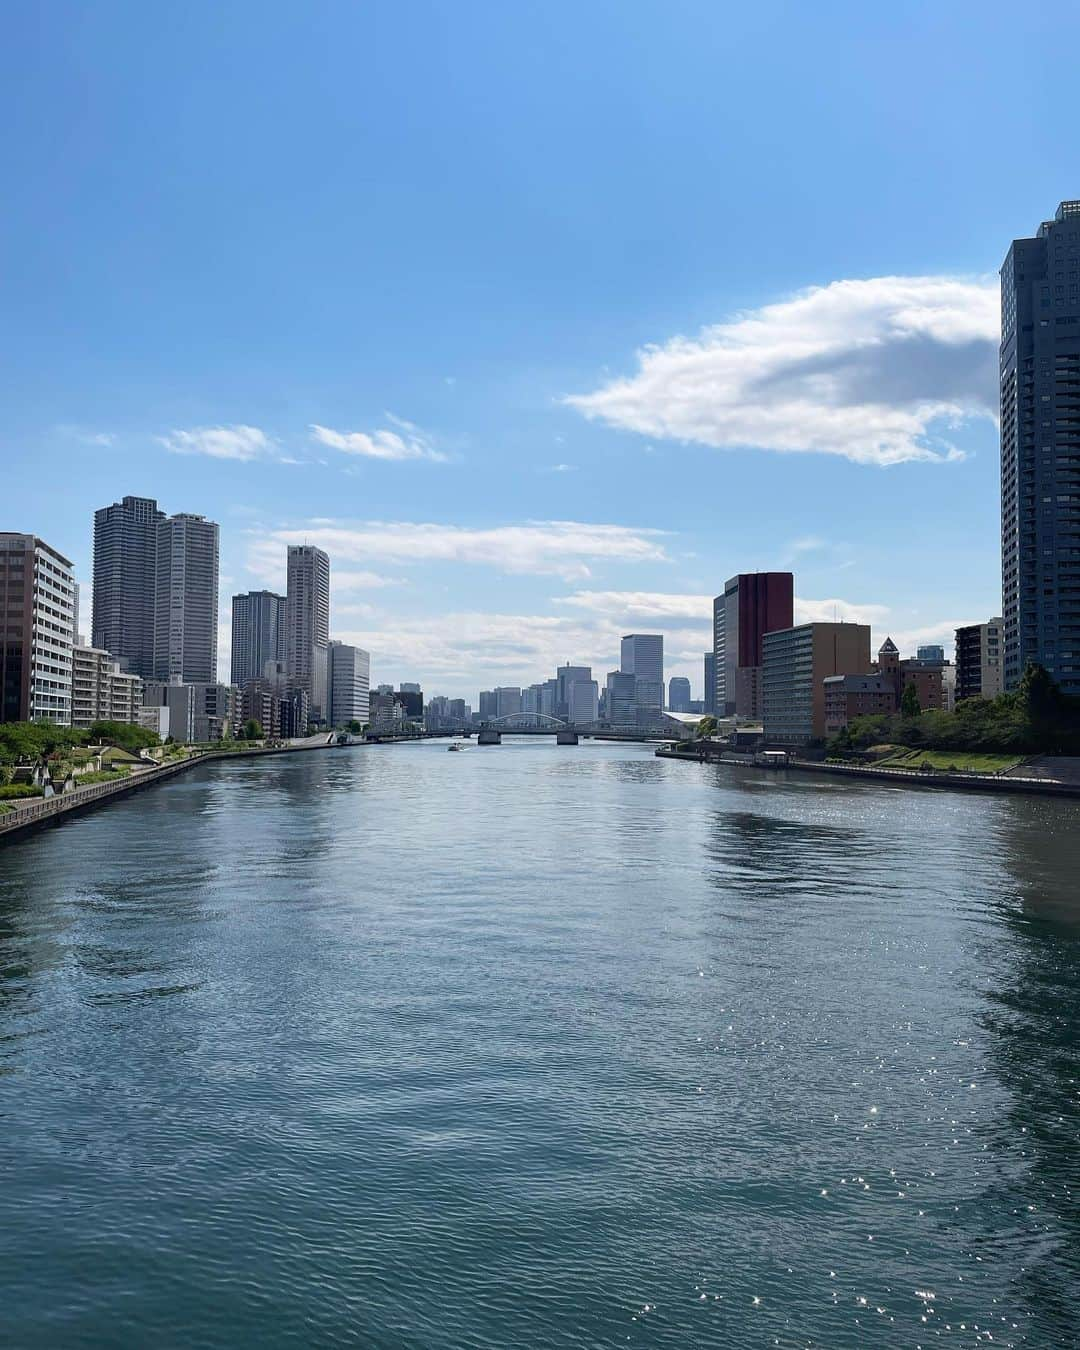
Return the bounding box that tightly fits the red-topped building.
[713,572,794,718]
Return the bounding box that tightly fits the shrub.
[0,783,44,800]
[76,769,130,785]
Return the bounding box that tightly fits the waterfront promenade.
[656,742,1080,798]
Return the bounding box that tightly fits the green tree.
[900,682,921,718]
[87,720,159,753]
[0,721,86,766]
[242,719,264,741]
[347,719,363,734]
[696,716,718,739]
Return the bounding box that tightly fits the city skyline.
[3,7,1078,699]
[0,491,1035,705]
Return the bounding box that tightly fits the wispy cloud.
[567,275,999,466]
[332,570,405,593]
[310,415,447,463]
[557,590,712,620]
[56,425,116,447]
[788,535,827,555]
[248,519,669,583]
[794,596,890,626]
[158,424,279,462]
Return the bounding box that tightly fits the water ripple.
[0,740,1076,1347]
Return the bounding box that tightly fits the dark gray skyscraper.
[231,590,286,685]
[93,495,220,684]
[286,545,330,718]
[92,495,165,678]
[668,676,691,712]
[154,514,220,683]
[1000,199,1080,695]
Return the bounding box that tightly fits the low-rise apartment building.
[823,673,896,735]
[70,643,144,728]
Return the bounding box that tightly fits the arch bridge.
[477,712,579,744]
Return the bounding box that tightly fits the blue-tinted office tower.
[1000,200,1080,694]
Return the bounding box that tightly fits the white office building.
[327,641,370,725]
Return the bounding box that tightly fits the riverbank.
[656,742,1080,798]
[0,738,340,843]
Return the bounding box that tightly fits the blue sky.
[2,2,1076,699]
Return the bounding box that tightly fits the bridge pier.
[477,728,502,745]
[556,729,579,745]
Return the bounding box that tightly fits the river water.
[0,739,1077,1348]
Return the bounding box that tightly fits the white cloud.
[560,589,891,628]
[557,590,712,621]
[793,596,890,626]
[566,275,999,466]
[332,570,404,593]
[310,416,447,463]
[247,519,669,583]
[158,424,278,462]
[886,617,980,656]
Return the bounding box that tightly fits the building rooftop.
[823,674,891,693]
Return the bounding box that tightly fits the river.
[1,739,1077,1348]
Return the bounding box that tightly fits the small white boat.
[447,743,464,752]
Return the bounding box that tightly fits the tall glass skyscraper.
[231,590,286,685]
[92,495,165,679]
[1000,199,1080,694]
[620,633,663,726]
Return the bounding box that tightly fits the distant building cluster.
[462,634,704,738]
[1,495,370,743]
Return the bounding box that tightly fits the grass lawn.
[75,768,131,785]
[879,749,1023,774]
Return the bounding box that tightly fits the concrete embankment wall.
[0,743,332,844]
[655,745,1080,800]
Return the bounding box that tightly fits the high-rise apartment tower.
[1000,200,1080,694]
[286,545,330,719]
[154,514,219,683]
[231,590,287,686]
[92,495,165,678]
